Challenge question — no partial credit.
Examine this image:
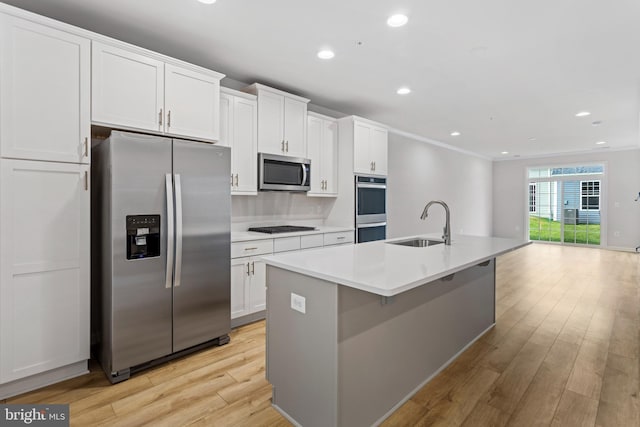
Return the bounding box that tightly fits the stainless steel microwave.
[258,153,311,192]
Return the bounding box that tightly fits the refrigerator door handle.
[174,173,184,287]
[165,174,175,289]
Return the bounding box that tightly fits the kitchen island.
[262,234,529,427]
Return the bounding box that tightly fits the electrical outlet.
[614,231,620,237]
[291,293,306,314]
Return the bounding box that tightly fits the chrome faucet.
[420,200,451,245]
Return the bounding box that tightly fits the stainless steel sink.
[387,238,444,247]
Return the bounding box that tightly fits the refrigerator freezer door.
[108,131,173,372]
[172,140,231,352]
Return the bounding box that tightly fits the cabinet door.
[219,92,233,148]
[353,122,373,174]
[371,126,388,175]
[232,97,258,194]
[0,159,89,383]
[257,91,285,155]
[283,97,307,157]
[230,259,250,319]
[306,115,323,195]
[0,15,90,164]
[165,64,221,142]
[91,41,164,134]
[249,260,266,313]
[322,119,339,194]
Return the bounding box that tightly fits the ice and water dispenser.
[126,215,160,259]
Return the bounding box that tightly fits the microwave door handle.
[302,164,307,186]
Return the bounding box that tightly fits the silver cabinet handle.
[370,161,374,171]
[244,247,258,251]
[235,174,239,187]
[159,108,163,126]
[246,262,251,276]
[165,174,174,289]
[84,170,88,191]
[337,236,345,240]
[281,140,285,152]
[286,141,289,152]
[84,137,88,157]
[251,261,255,275]
[167,110,171,128]
[231,174,234,186]
[174,174,183,287]
[373,161,376,171]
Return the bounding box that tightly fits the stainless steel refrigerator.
[92,131,230,383]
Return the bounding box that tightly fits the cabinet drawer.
[274,236,301,253]
[324,231,354,246]
[300,234,324,249]
[231,239,273,258]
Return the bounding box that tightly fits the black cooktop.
[248,225,316,234]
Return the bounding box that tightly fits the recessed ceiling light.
[528,137,537,141]
[387,14,408,27]
[197,0,217,4]
[450,131,461,136]
[575,111,591,117]
[595,141,606,145]
[591,120,602,126]
[501,151,509,155]
[396,87,411,95]
[317,50,335,59]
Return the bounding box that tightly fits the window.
[581,180,600,210]
[528,183,537,212]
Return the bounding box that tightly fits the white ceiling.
[6,0,640,159]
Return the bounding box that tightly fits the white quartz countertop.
[231,226,353,242]
[261,234,530,296]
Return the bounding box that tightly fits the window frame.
[580,180,601,211]
[528,182,537,213]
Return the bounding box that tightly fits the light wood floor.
[2,244,638,426]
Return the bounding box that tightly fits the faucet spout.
[420,200,451,245]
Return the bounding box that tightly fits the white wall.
[493,149,640,250]
[387,132,494,239]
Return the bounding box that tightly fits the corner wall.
[387,133,493,239]
[492,149,640,250]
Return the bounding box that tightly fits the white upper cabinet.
[307,112,338,197]
[243,83,309,158]
[92,41,224,142]
[220,88,258,195]
[0,159,89,383]
[92,41,164,133]
[351,117,388,176]
[0,14,90,164]
[164,64,221,141]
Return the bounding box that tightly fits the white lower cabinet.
[0,159,90,384]
[231,257,266,320]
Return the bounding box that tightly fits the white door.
[257,91,285,155]
[232,97,257,194]
[371,127,388,175]
[219,92,233,148]
[0,159,89,384]
[230,259,250,319]
[322,119,338,194]
[306,115,323,195]
[0,15,90,164]
[91,41,164,133]
[353,122,373,174]
[249,260,266,313]
[164,63,221,142]
[283,97,307,157]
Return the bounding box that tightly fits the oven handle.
[357,183,387,189]
[357,222,387,229]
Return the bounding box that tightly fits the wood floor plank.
[551,389,599,427]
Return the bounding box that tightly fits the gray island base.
[266,259,496,427]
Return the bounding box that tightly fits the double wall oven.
[355,175,387,243]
